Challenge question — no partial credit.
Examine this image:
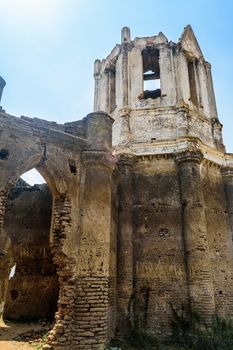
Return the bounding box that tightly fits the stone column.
[116,153,135,334]
[221,167,233,241]
[71,111,115,349]
[108,67,116,113]
[121,27,130,108]
[102,66,116,114]
[212,119,225,152]
[73,151,115,349]
[176,150,215,322]
[205,62,218,120]
[93,60,101,112]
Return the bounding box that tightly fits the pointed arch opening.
[1,168,59,329]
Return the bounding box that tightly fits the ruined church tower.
[1,25,233,350]
[94,26,233,335]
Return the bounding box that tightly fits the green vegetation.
[171,313,233,350]
[106,314,233,350]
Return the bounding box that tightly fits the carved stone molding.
[221,166,233,178]
[117,153,137,170]
[175,149,203,165]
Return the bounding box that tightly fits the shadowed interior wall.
[3,183,59,320]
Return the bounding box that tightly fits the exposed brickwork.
[73,276,109,349]
[47,195,76,349]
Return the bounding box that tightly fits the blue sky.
[0,0,232,184]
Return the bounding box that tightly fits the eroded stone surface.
[0,26,233,349]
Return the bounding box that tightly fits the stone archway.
[3,176,59,322]
[0,111,116,349]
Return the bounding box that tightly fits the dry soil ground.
[0,317,50,350]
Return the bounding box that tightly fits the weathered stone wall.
[3,184,59,320]
[202,163,233,317]
[117,156,189,335]
[1,26,233,350]
[116,155,233,335]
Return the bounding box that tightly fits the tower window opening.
[142,48,161,99]
[188,59,199,107]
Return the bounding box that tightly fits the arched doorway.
[2,169,59,322]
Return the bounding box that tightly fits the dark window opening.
[69,160,77,175]
[141,48,161,99]
[188,59,199,107]
[0,148,9,160]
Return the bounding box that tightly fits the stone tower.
[94,25,233,336]
[94,25,224,154]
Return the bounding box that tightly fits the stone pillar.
[73,151,115,349]
[84,111,113,151]
[176,51,190,104]
[121,27,131,44]
[108,67,116,114]
[102,66,116,115]
[93,60,101,112]
[116,153,135,334]
[212,119,225,152]
[205,62,218,119]
[176,150,215,322]
[176,105,189,137]
[121,27,130,108]
[221,167,233,241]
